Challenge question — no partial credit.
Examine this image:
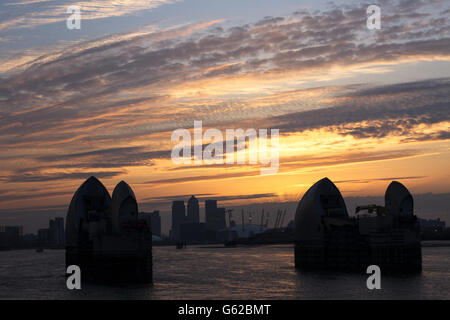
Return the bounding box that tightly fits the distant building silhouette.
[205,200,217,232]
[0,226,23,250]
[37,228,49,246]
[187,196,200,224]
[205,200,226,240]
[419,218,445,232]
[49,217,65,248]
[150,211,162,237]
[140,210,162,237]
[216,208,226,230]
[171,200,186,240]
[0,226,38,250]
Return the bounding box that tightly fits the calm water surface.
[0,244,449,299]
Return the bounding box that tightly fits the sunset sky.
[0,0,449,234]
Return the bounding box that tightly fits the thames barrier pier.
[294,178,421,273]
[66,177,152,283]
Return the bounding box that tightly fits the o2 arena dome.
[112,181,139,233]
[294,177,348,242]
[66,176,112,247]
[385,181,413,216]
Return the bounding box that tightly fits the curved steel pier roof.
[112,181,138,233]
[385,181,413,216]
[66,176,112,247]
[294,177,348,242]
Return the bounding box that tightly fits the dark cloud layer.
[2,170,125,183]
[0,0,449,149]
[142,192,277,206]
[334,176,427,184]
[269,78,450,140]
[144,170,261,185]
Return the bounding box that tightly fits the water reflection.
[0,244,448,299]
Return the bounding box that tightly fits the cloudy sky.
[0,0,449,233]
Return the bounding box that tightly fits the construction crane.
[260,210,265,231]
[265,212,270,228]
[273,210,277,229]
[226,209,234,242]
[226,209,234,228]
[274,210,281,229]
[279,210,286,229]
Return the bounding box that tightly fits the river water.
[0,243,449,299]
